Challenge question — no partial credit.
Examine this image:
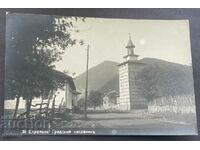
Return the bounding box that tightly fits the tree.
[5,13,85,119]
[137,64,161,102]
[106,90,118,104]
[77,98,85,109]
[88,90,103,109]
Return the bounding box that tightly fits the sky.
[54,17,192,76]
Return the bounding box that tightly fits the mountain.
[74,61,119,92]
[138,58,194,99]
[74,58,194,97]
[99,74,119,94]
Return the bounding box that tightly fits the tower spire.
[129,33,131,40]
[126,34,135,55]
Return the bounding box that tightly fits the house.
[4,70,80,116]
[52,70,81,112]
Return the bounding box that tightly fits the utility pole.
[84,45,89,120]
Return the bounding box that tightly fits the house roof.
[72,90,81,95]
[123,54,139,58]
[53,70,76,90]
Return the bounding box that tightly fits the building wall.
[55,88,65,105]
[65,82,73,110]
[118,61,148,110]
[128,63,148,109]
[118,63,131,110]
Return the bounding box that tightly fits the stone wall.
[128,62,148,109]
[118,61,148,110]
[118,63,130,110]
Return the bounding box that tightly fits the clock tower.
[118,35,148,110]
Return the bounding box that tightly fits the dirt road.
[66,111,197,135]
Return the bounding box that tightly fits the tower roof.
[126,35,135,48]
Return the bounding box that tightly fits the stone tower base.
[118,100,148,111]
[130,100,148,109]
[118,102,131,111]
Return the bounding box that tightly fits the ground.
[54,110,197,135]
[4,109,197,135]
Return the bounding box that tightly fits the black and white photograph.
[3,12,197,136]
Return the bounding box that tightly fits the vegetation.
[104,90,118,104]
[5,13,84,119]
[77,98,85,109]
[74,61,119,91]
[77,90,103,110]
[74,59,194,104]
[88,90,103,109]
[148,95,196,116]
[137,59,194,102]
